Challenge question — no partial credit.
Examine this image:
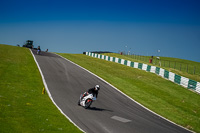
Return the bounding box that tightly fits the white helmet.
[95,85,100,91]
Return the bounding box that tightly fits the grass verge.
[58,53,200,133]
[0,44,82,133]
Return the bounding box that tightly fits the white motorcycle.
[78,93,96,109]
[37,49,41,55]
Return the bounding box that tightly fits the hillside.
[58,53,200,133]
[0,44,82,133]
[1,43,199,132]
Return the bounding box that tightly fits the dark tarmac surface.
[32,50,191,133]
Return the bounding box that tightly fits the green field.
[0,44,82,133]
[58,53,200,133]
[1,44,200,133]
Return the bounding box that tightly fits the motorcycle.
[37,49,41,55]
[78,93,96,109]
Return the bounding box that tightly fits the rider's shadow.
[88,107,113,112]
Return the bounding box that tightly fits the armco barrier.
[85,52,200,94]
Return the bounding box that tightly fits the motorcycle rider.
[37,46,41,55]
[82,85,100,99]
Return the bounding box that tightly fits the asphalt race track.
[32,50,191,133]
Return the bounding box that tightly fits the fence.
[123,54,199,75]
[85,52,200,94]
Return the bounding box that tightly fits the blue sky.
[0,0,200,62]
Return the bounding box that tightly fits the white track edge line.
[56,53,194,133]
[30,50,85,133]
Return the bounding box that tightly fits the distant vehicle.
[37,46,41,55]
[23,40,33,49]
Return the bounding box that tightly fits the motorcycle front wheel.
[84,99,92,109]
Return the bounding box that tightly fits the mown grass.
[103,53,200,82]
[58,53,200,133]
[0,44,82,133]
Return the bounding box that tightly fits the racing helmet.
[95,85,100,91]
